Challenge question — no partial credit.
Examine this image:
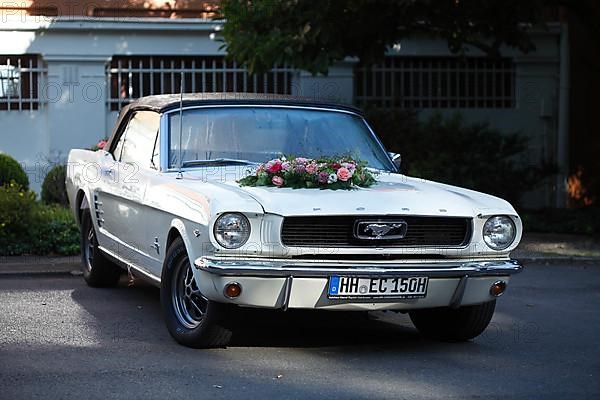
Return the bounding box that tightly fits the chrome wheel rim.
[172,258,207,329]
[83,225,94,272]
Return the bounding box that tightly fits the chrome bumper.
[195,257,523,278]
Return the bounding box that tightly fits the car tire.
[80,210,121,287]
[409,300,496,342]
[160,237,232,348]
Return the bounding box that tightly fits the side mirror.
[388,152,401,172]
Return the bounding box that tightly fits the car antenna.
[176,72,184,180]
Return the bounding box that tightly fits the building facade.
[0,1,568,208]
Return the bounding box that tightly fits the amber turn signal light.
[224,282,242,298]
[490,280,507,297]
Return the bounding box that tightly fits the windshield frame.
[159,104,396,173]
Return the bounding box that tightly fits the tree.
[217,0,548,75]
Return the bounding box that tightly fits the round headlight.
[483,216,516,250]
[213,213,251,249]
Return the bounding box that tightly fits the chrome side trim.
[99,227,155,260]
[99,246,161,286]
[195,257,523,278]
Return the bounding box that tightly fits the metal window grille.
[108,56,294,111]
[354,57,515,109]
[0,55,46,111]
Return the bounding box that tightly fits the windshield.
[167,107,393,171]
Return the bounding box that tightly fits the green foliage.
[218,0,546,75]
[41,164,69,207]
[29,205,80,256]
[0,183,38,255]
[521,208,600,235]
[366,110,556,206]
[0,153,29,190]
[0,183,79,256]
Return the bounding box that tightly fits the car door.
[111,110,161,268]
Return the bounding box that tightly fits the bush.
[521,208,600,235]
[0,183,38,255]
[366,110,556,207]
[41,165,69,207]
[0,183,79,256]
[0,153,29,190]
[29,205,80,255]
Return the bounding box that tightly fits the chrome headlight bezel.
[482,215,517,251]
[213,213,251,249]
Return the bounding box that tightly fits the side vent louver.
[93,193,104,227]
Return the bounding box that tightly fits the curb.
[0,256,81,277]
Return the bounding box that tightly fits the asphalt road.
[0,262,598,400]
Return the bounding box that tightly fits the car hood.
[182,171,517,217]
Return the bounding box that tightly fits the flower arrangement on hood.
[238,156,377,189]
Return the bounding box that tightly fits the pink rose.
[281,161,292,171]
[341,162,356,171]
[272,176,284,186]
[295,164,306,174]
[337,167,352,182]
[97,140,107,150]
[305,163,318,174]
[266,160,282,173]
[295,157,309,164]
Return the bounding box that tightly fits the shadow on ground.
[66,274,439,349]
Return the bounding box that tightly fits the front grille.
[281,216,472,247]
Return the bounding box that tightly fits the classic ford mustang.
[66,93,523,348]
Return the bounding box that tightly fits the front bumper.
[194,257,523,311]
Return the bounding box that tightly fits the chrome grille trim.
[281,216,472,248]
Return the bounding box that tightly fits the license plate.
[328,276,428,299]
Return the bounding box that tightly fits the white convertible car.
[66,93,523,348]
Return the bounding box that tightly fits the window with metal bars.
[354,57,515,109]
[0,55,45,111]
[107,56,294,111]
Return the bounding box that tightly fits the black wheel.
[160,237,232,348]
[409,300,496,342]
[80,210,121,287]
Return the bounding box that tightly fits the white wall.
[0,111,48,190]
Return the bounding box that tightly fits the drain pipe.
[556,23,570,208]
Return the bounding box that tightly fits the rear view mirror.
[388,152,401,172]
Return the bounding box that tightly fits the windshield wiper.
[181,158,256,167]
